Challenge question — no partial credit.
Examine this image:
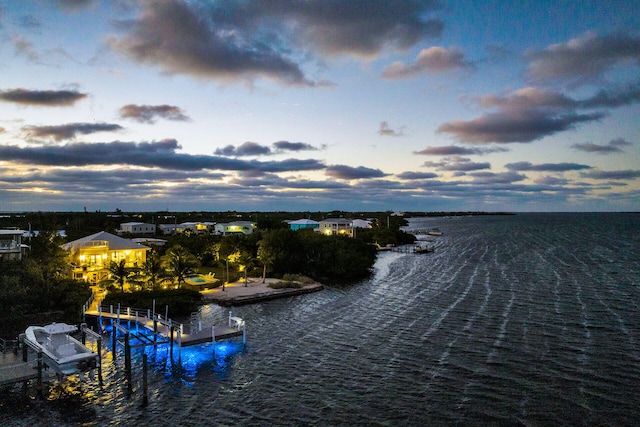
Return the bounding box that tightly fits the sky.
[0,0,639,213]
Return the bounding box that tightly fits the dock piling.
[142,353,148,407]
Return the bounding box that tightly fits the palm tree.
[141,252,166,290]
[162,245,199,288]
[108,259,129,292]
[257,239,275,284]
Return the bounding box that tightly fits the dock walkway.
[84,307,245,348]
[0,351,38,386]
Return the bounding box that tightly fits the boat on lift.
[24,322,99,376]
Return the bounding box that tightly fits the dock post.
[36,350,43,391]
[228,311,232,327]
[81,323,86,345]
[112,319,117,361]
[142,353,148,407]
[136,312,139,334]
[165,305,168,321]
[242,323,246,346]
[124,332,132,394]
[169,326,174,363]
[178,325,182,363]
[152,299,156,318]
[21,335,27,362]
[153,317,158,348]
[97,338,103,386]
[212,325,216,345]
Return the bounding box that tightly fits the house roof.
[120,222,145,226]
[62,231,150,251]
[289,219,319,225]
[319,218,352,225]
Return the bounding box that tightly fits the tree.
[162,245,199,288]
[141,252,166,290]
[108,259,129,292]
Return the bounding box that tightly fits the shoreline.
[200,277,324,306]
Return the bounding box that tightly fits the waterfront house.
[0,229,25,262]
[316,218,354,237]
[214,221,257,235]
[61,231,150,283]
[159,222,214,235]
[288,219,320,231]
[117,222,156,235]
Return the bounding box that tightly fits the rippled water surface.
[3,213,640,426]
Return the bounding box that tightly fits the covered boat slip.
[24,323,99,376]
[86,305,245,352]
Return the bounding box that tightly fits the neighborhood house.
[61,231,150,283]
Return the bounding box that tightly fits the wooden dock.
[0,351,39,386]
[84,306,245,348]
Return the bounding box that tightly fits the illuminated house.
[117,222,156,235]
[0,229,25,262]
[61,231,150,283]
[317,219,354,237]
[214,221,257,235]
[159,222,213,235]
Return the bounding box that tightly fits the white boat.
[24,323,99,376]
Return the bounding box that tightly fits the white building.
[0,229,25,262]
[117,222,156,235]
[214,221,257,235]
[316,219,354,237]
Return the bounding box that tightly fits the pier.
[84,304,245,359]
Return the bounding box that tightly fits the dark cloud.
[55,0,98,10]
[526,32,640,85]
[571,137,633,154]
[241,0,443,58]
[377,121,404,137]
[23,123,123,141]
[505,161,592,172]
[423,156,491,172]
[0,139,325,172]
[467,171,527,184]
[580,169,640,180]
[396,171,438,180]
[414,145,507,155]
[272,140,318,152]
[535,176,569,186]
[382,46,473,79]
[109,0,442,85]
[0,88,87,106]
[118,104,191,124]
[437,86,616,143]
[325,164,388,180]
[109,0,313,86]
[215,142,272,156]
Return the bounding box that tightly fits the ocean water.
[2,213,639,426]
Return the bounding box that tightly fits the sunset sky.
[1,0,639,212]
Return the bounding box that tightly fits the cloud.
[467,171,527,184]
[526,32,640,85]
[215,141,272,156]
[118,104,191,124]
[437,86,624,144]
[414,145,508,155]
[580,169,640,180]
[272,140,319,152]
[535,176,569,186]
[108,0,313,86]
[382,46,473,79]
[325,164,388,180]
[505,161,592,172]
[423,156,491,172]
[109,0,443,86]
[22,123,123,141]
[396,171,438,180]
[0,88,87,106]
[378,121,404,137]
[571,137,633,154]
[55,0,98,10]
[242,0,444,58]
[0,139,325,172]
